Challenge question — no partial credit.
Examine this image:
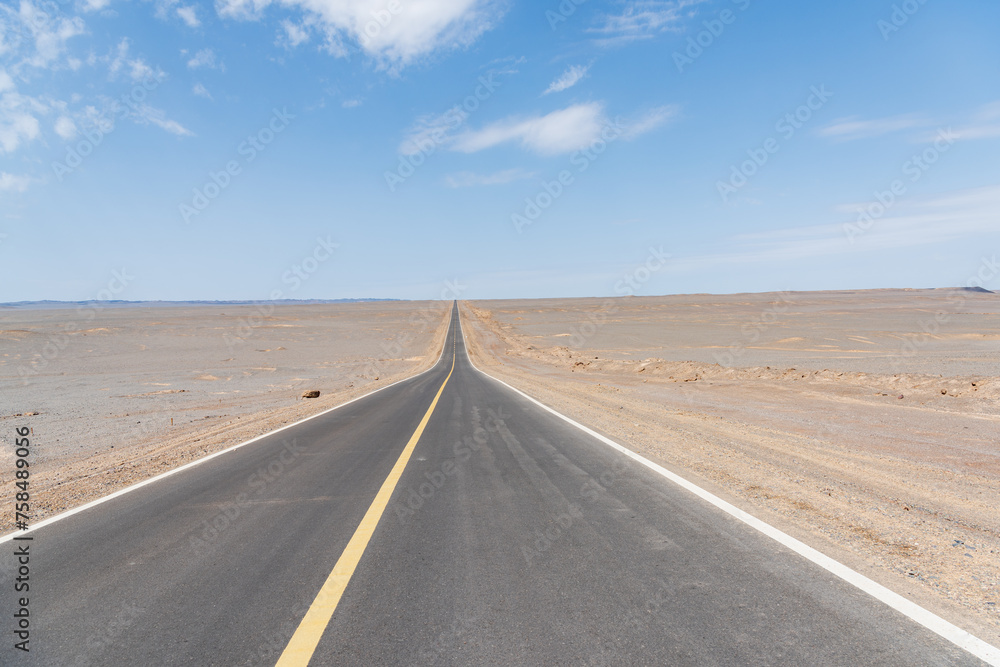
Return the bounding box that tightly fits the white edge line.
[457,314,1000,666]
[0,311,454,546]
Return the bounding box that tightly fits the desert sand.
[460,289,1000,644]
[2,290,997,644]
[0,301,450,530]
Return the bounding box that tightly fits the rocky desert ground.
[0,301,450,530]
[460,289,1000,644]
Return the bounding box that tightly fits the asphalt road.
[1,304,992,665]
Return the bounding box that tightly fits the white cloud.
[82,0,112,10]
[0,172,32,192]
[125,102,194,136]
[54,115,77,138]
[4,0,86,69]
[619,104,678,140]
[445,168,535,187]
[341,98,361,108]
[192,82,212,99]
[0,113,40,152]
[177,5,201,26]
[589,0,705,45]
[215,0,504,70]
[399,106,467,156]
[819,114,929,141]
[451,102,606,155]
[0,71,13,93]
[280,19,311,47]
[543,64,588,95]
[186,47,220,69]
[109,39,164,82]
[129,59,156,81]
[0,92,44,153]
[151,116,193,136]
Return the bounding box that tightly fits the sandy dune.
[460,289,1000,644]
[0,301,450,529]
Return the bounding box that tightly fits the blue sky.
[1,0,999,301]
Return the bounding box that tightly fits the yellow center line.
[275,342,456,667]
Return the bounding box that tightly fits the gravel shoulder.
[459,292,1000,646]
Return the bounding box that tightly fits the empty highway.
[2,304,996,666]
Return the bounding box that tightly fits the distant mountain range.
[0,298,401,309]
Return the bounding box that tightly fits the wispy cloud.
[543,64,589,95]
[620,104,679,140]
[821,103,1000,144]
[109,39,164,82]
[588,0,706,46]
[398,106,468,156]
[953,100,1000,140]
[216,0,505,70]
[176,5,200,27]
[818,114,929,141]
[186,48,221,70]
[54,115,77,139]
[486,55,525,76]
[192,82,212,99]
[0,172,32,192]
[669,184,1000,271]
[125,102,194,136]
[451,102,606,155]
[0,92,43,153]
[341,98,361,108]
[1,0,85,71]
[279,19,311,48]
[444,168,536,188]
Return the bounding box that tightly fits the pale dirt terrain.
[460,289,1000,645]
[0,301,450,531]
